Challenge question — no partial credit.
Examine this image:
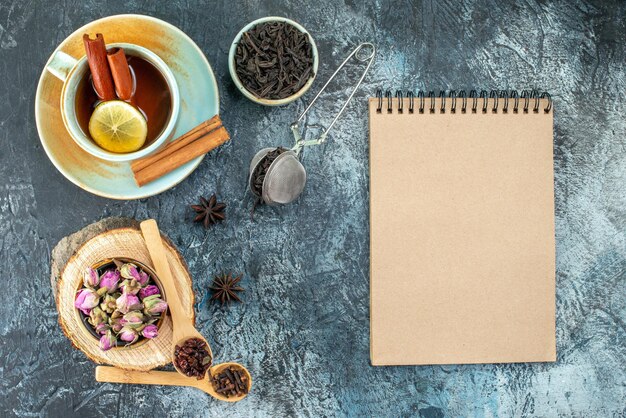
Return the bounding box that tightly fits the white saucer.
[35,14,219,200]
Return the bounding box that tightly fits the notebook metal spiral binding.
[376,89,552,114]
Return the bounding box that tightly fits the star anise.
[210,273,244,304]
[191,194,226,228]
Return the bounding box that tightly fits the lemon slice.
[88,100,148,153]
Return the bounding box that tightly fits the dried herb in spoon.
[235,21,314,100]
[211,365,249,398]
[174,337,212,379]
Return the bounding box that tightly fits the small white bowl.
[228,16,318,106]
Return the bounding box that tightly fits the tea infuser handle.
[291,42,376,153]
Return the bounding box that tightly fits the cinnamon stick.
[83,34,115,101]
[107,48,133,101]
[131,115,222,173]
[133,126,230,187]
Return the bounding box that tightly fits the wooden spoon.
[139,219,213,376]
[95,362,252,402]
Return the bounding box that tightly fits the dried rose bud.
[99,330,117,351]
[120,263,149,285]
[100,294,117,314]
[119,326,139,344]
[121,310,145,328]
[119,263,136,279]
[143,295,168,316]
[138,270,150,285]
[95,322,110,335]
[120,278,142,295]
[100,270,121,293]
[116,292,142,314]
[110,315,124,333]
[83,268,100,288]
[141,324,158,339]
[74,288,100,315]
[88,306,109,327]
[138,285,160,300]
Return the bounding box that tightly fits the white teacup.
[46,43,180,162]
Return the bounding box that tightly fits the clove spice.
[210,365,249,398]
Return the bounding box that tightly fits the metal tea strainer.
[248,42,376,205]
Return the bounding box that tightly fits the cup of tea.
[46,43,180,162]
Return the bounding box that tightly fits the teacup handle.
[46,51,78,82]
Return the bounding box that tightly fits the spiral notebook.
[369,90,556,366]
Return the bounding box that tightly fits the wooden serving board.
[51,217,195,371]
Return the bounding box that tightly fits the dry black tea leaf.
[250,147,286,199]
[235,21,314,100]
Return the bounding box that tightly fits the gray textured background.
[1,0,625,417]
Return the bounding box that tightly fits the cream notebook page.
[369,96,556,365]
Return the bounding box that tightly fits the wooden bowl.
[57,226,194,371]
[76,257,167,349]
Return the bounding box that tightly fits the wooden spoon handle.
[139,220,191,327]
[96,366,200,388]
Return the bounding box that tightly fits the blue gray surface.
[1,1,625,417]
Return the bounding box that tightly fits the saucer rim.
[35,14,219,200]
